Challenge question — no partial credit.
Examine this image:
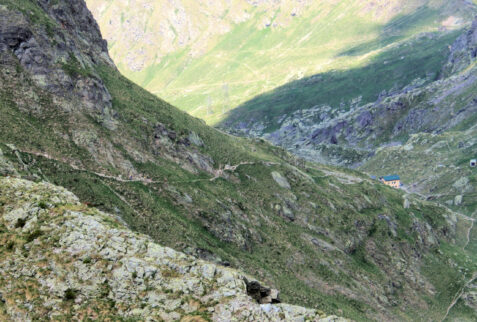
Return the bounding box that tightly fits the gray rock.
[403,198,410,209]
[454,195,463,206]
[188,131,205,147]
[271,171,291,189]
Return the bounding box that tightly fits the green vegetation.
[86,0,475,126]
[419,240,477,321]
[3,0,57,36]
[63,288,78,301]
[26,229,43,242]
[224,30,461,130]
[361,129,477,217]
[61,53,93,78]
[0,1,476,320]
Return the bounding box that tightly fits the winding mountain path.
[395,182,477,321]
[11,147,258,185]
[441,210,476,321]
[441,272,477,322]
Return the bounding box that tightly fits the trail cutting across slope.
[441,272,477,322]
[463,216,475,251]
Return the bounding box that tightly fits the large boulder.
[244,278,281,304]
[271,171,291,189]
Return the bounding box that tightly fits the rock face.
[0,0,223,178]
[225,17,477,169]
[0,1,114,121]
[0,176,344,321]
[1,1,476,321]
[444,16,477,75]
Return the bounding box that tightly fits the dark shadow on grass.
[219,28,462,132]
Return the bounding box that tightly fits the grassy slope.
[223,29,461,130]
[360,129,477,218]
[358,120,477,321]
[358,60,477,218]
[86,0,475,126]
[1,1,476,320]
[2,60,476,320]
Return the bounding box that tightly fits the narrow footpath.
[441,272,477,322]
[442,210,476,321]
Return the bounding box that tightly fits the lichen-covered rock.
[271,171,291,189]
[0,177,346,321]
[188,131,205,147]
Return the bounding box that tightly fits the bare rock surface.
[0,176,347,321]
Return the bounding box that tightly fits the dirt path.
[441,272,477,322]
[98,178,142,219]
[463,217,475,250]
[442,210,476,321]
[380,175,477,321]
[12,146,258,185]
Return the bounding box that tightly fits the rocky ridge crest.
[0,173,345,321]
[0,0,114,123]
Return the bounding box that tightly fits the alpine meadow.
[0,1,476,321]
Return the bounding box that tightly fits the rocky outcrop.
[0,1,115,125]
[152,122,215,175]
[271,171,291,189]
[443,16,477,75]
[0,176,344,321]
[225,18,477,168]
[244,278,281,304]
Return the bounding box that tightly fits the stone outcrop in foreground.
[0,176,346,321]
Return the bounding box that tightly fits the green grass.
[361,129,477,217]
[2,0,57,37]
[1,70,474,319]
[61,53,93,78]
[223,29,461,131]
[86,0,475,126]
[1,2,477,319]
[419,239,477,321]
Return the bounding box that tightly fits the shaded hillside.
[86,0,475,124]
[220,18,477,218]
[0,1,476,320]
[221,29,464,133]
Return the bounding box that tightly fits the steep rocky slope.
[1,1,477,320]
[224,18,477,219]
[225,16,477,151]
[86,0,475,124]
[0,175,346,321]
[236,46,476,167]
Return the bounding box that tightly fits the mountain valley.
[0,0,476,321]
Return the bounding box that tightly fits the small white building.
[471,159,477,167]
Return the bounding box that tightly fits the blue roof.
[381,175,400,181]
